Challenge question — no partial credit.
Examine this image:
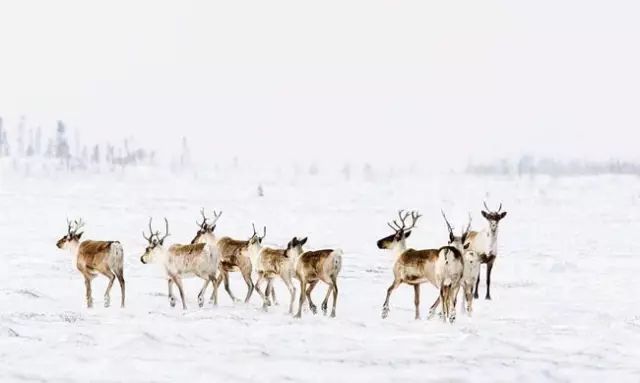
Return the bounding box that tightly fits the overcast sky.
[0,1,638,165]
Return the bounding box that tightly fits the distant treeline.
[0,116,192,173]
[466,156,640,176]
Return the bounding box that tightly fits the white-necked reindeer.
[190,209,224,303]
[294,240,343,318]
[254,236,306,313]
[465,202,507,300]
[56,219,125,308]
[377,210,464,323]
[140,218,219,309]
[440,211,479,316]
[191,215,263,304]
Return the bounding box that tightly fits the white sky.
[0,1,638,165]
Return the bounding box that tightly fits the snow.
[1,168,639,382]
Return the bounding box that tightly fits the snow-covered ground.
[1,167,639,382]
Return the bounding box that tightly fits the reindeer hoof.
[321,302,328,314]
[473,293,479,299]
[381,308,389,319]
[449,315,456,324]
[310,305,317,315]
[427,310,436,320]
[104,300,110,308]
[169,298,176,308]
[294,313,302,319]
[330,311,336,318]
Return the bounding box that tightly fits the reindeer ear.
[481,211,490,219]
[499,212,507,220]
[75,232,84,240]
[209,225,216,232]
[404,230,412,239]
[299,237,308,246]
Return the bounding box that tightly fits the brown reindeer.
[377,210,464,322]
[294,242,343,319]
[208,224,265,303]
[56,219,125,309]
[254,236,306,313]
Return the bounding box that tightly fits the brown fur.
[214,236,254,303]
[465,231,479,243]
[77,240,117,273]
[295,249,342,318]
[170,243,206,256]
[258,248,288,277]
[297,249,333,280]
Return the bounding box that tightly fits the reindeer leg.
[413,284,421,320]
[83,274,94,309]
[439,286,448,322]
[306,280,318,314]
[269,283,278,306]
[449,285,460,323]
[428,295,440,319]
[254,274,267,307]
[209,272,219,306]
[102,270,116,308]
[264,279,274,310]
[474,272,480,299]
[382,278,401,319]
[330,276,338,318]
[197,278,209,308]
[116,270,125,308]
[464,283,473,316]
[282,274,296,314]
[321,284,332,315]
[168,278,176,307]
[295,277,307,318]
[221,271,240,303]
[485,260,494,300]
[241,269,254,303]
[172,275,187,310]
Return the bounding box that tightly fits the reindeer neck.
[391,241,407,261]
[67,240,81,268]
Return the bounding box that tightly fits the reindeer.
[439,211,479,316]
[56,219,125,309]
[140,218,219,309]
[465,202,507,300]
[254,236,306,313]
[196,220,264,304]
[293,241,343,319]
[190,209,224,303]
[377,210,464,323]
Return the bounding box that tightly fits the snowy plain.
[1,164,639,382]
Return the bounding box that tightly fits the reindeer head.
[441,210,472,253]
[285,236,308,258]
[481,201,507,232]
[191,209,222,244]
[56,218,85,250]
[248,223,266,249]
[377,210,421,250]
[140,217,170,264]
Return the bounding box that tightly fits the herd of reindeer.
[55,202,507,322]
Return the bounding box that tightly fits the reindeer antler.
[464,213,473,235]
[388,209,421,233]
[158,218,170,243]
[143,217,154,242]
[197,208,208,228]
[209,210,222,227]
[441,209,454,235]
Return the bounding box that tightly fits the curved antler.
[158,217,170,243]
[441,209,454,235]
[209,210,222,227]
[387,209,421,233]
[197,208,208,228]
